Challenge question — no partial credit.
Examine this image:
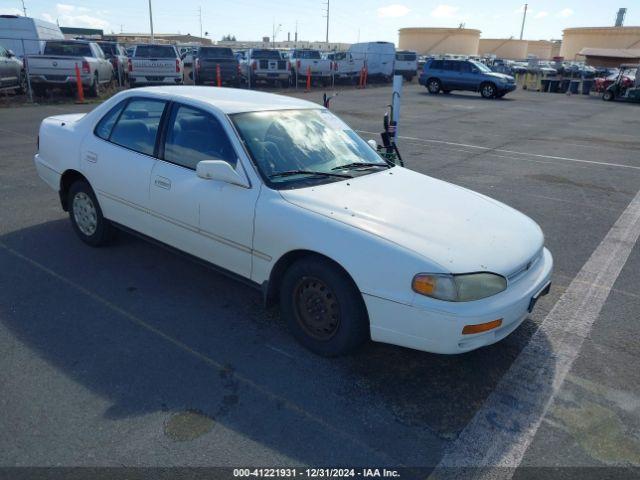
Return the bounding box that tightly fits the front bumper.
[366,248,553,354]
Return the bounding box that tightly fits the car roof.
[129,86,321,114]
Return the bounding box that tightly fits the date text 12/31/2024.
[233,469,401,478]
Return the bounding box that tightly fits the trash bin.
[582,79,594,95]
[558,79,570,93]
[570,80,580,94]
[541,79,550,92]
[549,80,560,93]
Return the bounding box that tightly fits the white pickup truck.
[394,50,418,81]
[242,49,290,86]
[325,51,364,83]
[289,49,333,85]
[128,44,184,86]
[27,40,113,97]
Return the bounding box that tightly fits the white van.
[394,50,418,81]
[347,41,395,80]
[0,15,64,59]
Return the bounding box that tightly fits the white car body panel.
[34,86,553,355]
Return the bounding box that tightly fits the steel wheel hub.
[73,192,97,236]
[293,276,340,341]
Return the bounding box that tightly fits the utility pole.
[519,3,528,40]
[294,20,298,46]
[21,0,27,16]
[148,0,155,41]
[198,6,203,39]
[324,0,330,44]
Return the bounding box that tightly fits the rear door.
[81,97,168,233]
[148,103,258,277]
[442,60,461,89]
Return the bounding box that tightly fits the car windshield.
[134,45,176,58]
[252,50,281,59]
[43,42,92,56]
[199,47,234,58]
[232,109,390,189]
[469,60,492,73]
[295,50,321,59]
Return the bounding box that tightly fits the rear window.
[198,47,234,58]
[294,50,321,59]
[134,45,177,58]
[443,60,461,72]
[98,43,117,56]
[396,52,416,61]
[252,50,281,60]
[43,42,92,57]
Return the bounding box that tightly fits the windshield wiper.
[331,162,391,171]
[269,170,352,179]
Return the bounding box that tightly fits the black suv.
[419,58,516,99]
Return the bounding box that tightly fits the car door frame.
[146,98,262,279]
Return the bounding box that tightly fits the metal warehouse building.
[398,27,480,56]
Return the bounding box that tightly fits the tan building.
[478,38,528,59]
[526,40,556,60]
[578,47,640,67]
[104,33,212,46]
[217,40,350,52]
[398,27,480,56]
[560,26,640,60]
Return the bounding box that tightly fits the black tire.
[480,82,497,99]
[88,73,99,98]
[603,90,615,102]
[427,78,441,94]
[68,180,115,247]
[280,256,369,356]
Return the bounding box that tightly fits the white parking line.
[429,187,640,479]
[356,130,640,171]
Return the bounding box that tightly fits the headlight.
[412,272,507,302]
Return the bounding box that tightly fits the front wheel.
[68,180,115,246]
[427,78,441,94]
[480,82,497,99]
[603,90,615,101]
[280,257,369,356]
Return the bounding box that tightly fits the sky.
[1,1,637,44]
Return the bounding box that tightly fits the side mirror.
[7,49,15,57]
[196,160,249,188]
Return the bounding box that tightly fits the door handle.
[154,176,171,190]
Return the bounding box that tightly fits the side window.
[430,60,443,70]
[460,62,472,73]
[109,98,167,156]
[95,100,127,140]
[164,104,237,170]
[443,60,460,72]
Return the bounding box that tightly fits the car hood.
[279,167,544,276]
[486,72,514,82]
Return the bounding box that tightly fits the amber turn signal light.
[462,319,503,335]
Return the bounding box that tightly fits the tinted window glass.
[43,41,92,56]
[98,43,117,56]
[95,100,126,140]
[429,60,443,70]
[294,50,321,59]
[134,45,177,58]
[198,47,234,58]
[110,99,167,156]
[460,62,472,73]
[164,105,237,170]
[443,60,460,72]
[252,50,281,59]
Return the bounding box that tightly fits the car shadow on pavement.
[0,219,555,465]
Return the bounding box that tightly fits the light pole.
[519,3,528,40]
[148,0,155,41]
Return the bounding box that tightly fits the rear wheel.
[603,90,615,101]
[480,82,497,99]
[68,180,115,246]
[427,78,441,94]
[280,257,369,356]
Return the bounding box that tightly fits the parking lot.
[1,84,639,476]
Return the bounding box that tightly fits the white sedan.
[34,87,553,356]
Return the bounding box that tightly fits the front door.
[148,103,259,278]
